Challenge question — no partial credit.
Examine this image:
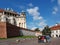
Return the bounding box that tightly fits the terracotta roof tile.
[50,24,60,30]
[0,9,5,13]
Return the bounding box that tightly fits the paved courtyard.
[0,38,60,45]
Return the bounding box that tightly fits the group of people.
[38,35,51,43]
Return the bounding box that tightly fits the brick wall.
[6,23,20,38]
[0,22,7,38]
[0,22,20,38]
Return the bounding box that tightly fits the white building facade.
[51,24,60,37]
[0,8,27,28]
[16,12,26,28]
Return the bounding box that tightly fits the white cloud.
[27,6,47,31]
[52,6,58,15]
[52,11,57,14]
[33,16,43,20]
[51,0,60,5]
[57,0,60,5]
[39,28,44,31]
[38,21,47,27]
[52,0,60,15]
[27,7,39,16]
[54,7,58,11]
[27,7,43,20]
[51,0,55,2]
[19,5,25,9]
[58,21,60,23]
[28,3,33,7]
[31,27,37,30]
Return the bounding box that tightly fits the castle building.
[0,8,41,38]
[0,8,26,28]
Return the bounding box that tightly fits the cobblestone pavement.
[0,38,60,45]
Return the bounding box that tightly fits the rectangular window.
[22,23,23,27]
[0,16,1,21]
[24,22,25,28]
[52,31,54,33]
[19,23,21,27]
[0,13,2,15]
[59,30,60,33]
[56,30,58,33]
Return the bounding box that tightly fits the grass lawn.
[0,38,7,40]
[10,36,36,38]
[0,36,36,40]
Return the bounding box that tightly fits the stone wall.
[19,30,36,36]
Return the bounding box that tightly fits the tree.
[42,25,51,36]
[35,28,40,32]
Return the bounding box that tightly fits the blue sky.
[0,0,60,30]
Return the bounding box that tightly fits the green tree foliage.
[42,25,51,36]
[35,28,40,32]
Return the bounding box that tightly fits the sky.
[0,0,60,31]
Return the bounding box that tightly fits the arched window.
[6,18,8,22]
[13,18,16,25]
[22,23,23,27]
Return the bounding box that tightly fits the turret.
[20,11,26,18]
[16,11,27,28]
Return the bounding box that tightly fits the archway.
[59,35,60,37]
[56,35,58,37]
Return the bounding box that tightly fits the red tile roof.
[50,24,60,30]
[0,9,5,13]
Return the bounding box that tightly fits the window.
[8,19,11,23]
[19,23,21,27]
[13,18,16,25]
[24,22,25,28]
[18,18,19,20]
[56,30,58,33]
[0,16,1,21]
[4,12,7,15]
[6,18,9,22]
[7,13,9,15]
[21,18,22,20]
[56,35,58,37]
[22,23,23,27]
[24,18,25,20]
[59,30,60,33]
[52,35,54,37]
[52,31,54,33]
[0,13,2,15]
